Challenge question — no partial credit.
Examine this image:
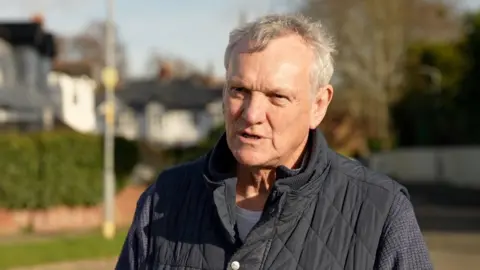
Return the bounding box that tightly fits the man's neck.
[235,137,309,210]
[235,166,275,211]
[236,165,276,196]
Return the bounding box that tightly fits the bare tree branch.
[300,0,460,143]
[55,20,128,83]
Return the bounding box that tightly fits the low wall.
[0,185,147,236]
[369,147,480,189]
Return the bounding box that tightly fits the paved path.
[430,251,480,270]
[8,250,480,270]
[8,258,116,270]
[8,233,480,270]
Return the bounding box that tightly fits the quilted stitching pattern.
[224,155,400,270]
[115,146,415,270]
[256,168,390,269]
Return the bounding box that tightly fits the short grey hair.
[224,13,335,91]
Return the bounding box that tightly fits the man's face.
[223,34,332,167]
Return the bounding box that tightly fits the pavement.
[411,182,480,269]
[8,258,116,270]
[430,250,480,270]
[7,243,480,270]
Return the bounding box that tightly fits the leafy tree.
[392,9,480,146]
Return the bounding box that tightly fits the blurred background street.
[0,0,480,269]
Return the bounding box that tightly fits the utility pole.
[102,0,118,240]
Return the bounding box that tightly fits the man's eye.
[231,87,245,92]
[270,93,289,100]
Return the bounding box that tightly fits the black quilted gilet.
[118,130,407,270]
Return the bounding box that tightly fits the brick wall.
[0,185,147,235]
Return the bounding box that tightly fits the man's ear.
[310,84,333,129]
[222,84,228,115]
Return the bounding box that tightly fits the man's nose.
[241,94,267,125]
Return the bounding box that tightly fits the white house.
[96,78,224,148]
[48,71,97,133]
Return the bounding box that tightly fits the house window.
[146,103,164,126]
[72,82,78,104]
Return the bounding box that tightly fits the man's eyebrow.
[227,77,247,86]
[227,78,293,94]
[264,87,294,98]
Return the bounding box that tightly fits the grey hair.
[224,13,336,91]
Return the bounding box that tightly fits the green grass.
[0,229,128,269]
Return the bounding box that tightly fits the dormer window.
[0,38,16,87]
[14,45,38,87]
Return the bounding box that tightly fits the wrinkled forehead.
[228,33,314,65]
[226,35,314,94]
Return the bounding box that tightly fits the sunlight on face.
[223,35,320,168]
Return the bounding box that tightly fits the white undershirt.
[236,206,262,242]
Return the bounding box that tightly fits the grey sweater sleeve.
[116,184,155,270]
[374,192,434,270]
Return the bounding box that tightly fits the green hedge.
[0,131,136,210]
[0,126,225,210]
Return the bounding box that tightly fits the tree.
[299,0,461,149]
[55,20,128,83]
[145,51,201,79]
[392,9,480,146]
[456,10,480,143]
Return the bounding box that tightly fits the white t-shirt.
[236,206,262,242]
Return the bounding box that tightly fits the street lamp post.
[102,0,118,240]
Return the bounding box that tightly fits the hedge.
[0,126,224,210]
[0,131,137,210]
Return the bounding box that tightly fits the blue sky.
[0,0,479,78]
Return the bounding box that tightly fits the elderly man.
[116,14,432,270]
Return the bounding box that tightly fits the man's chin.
[231,149,268,167]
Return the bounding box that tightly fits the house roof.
[0,22,57,58]
[0,22,43,46]
[97,78,223,110]
[0,21,58,112]
[53,60,94,77]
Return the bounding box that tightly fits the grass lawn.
[0,229,128,269]
[1,229,479,269]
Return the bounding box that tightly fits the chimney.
[158,62,173,81]
[31,13,44,25]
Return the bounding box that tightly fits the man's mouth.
[240,132,261,139]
